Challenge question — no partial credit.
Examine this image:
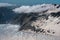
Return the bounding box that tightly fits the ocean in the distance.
[0,0,60,5]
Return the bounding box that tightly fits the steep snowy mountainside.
[13,4,60,36]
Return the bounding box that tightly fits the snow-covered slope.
[13,4,60,36]
[0,24,60,40]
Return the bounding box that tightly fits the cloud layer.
[0,3,14,7]
[13,4,60,13]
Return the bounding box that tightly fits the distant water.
[0,0,60,5]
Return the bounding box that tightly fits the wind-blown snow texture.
[0,3,60,40]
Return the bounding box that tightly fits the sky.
[0,0,60,5]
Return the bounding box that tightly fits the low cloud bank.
[13,4,60,13]
[0,3,14,7]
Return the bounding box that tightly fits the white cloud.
[13,4,60,13]
[0,3,14,7]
